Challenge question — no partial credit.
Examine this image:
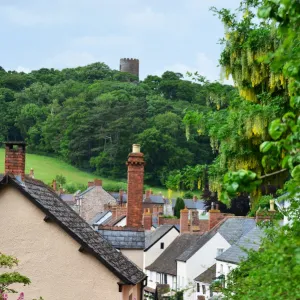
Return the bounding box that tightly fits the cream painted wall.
[121,249,144,269]
[144,228,179,270]
[0,186,136,300]
[216,260,237,279]
[177,233,231,300]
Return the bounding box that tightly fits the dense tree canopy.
[0,63,233,185]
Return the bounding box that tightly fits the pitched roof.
[176,217,256,262]
[145,225,179,251]
[172,199,206,210]
[97,228,145,249]
[110,192,165,205]
[217,218,256,245]
[216,226,264,264]
[88,210,111,225]
[0,174,145,284]
[194,264,216,283]
[60,194,75,203]
[145,234,201,275]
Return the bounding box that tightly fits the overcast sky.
[1,0,240,81]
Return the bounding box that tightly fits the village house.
[144,224,180,271]
[145,205,257,300]
[0,142,146,300]
[194,264,216,300]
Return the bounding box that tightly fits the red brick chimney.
[126,144,145,228]
[88,181,94,188]
[256,200,277,222]
[119,189,124,206]
[209,203,227,229]
[94,179,102,187]
[5,142,26,180]
[180,207,189,234]
[143,208,152,230]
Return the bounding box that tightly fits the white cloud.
[154,52,233,85]
[16,66,31,73]
[45,51,97,69]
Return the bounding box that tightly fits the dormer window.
[160,242,164,249]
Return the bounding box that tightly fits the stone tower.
[120,58,139,79]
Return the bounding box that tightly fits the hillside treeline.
[0,64,234,185]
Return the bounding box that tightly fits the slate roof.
[88,211,111,225]
[194,264,216,283]
[60,194,75,204]
[146,234,202,275]
[79,186,95,196]
[172,199,206,210]
[217,218,256,245]
[110,192,165,205]
[145,225,179,251]
[216,226,264,264]
[102,215,126,226]
[97,228,145,249]
[0,174,145,284]
[176,217,256,262]
[110,192,128,204]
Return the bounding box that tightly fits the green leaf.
[260,141,273,153]
[269,119,287,140]
[291,165,300,182]
[258,6,272,18]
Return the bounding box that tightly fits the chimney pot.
[29,168,34,179]
[180,207,189,234]
[132,144,140,153]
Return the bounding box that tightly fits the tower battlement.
[120,58,139,79]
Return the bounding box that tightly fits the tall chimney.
[52,180,57,191]
[5,142,26,180]
[180,207,189,234]
[126,144,145,227]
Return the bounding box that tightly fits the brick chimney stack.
[94,179,102,187]
[52,180,57,191]
[180,207,189,234]
[143,208,152,230]
[5,142,26,180]
[126,144,145,228]
[209,203,228,229]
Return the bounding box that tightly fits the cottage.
[0,142,146,300]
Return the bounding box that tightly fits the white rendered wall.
[144,228,179,270]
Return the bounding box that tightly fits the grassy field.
[0,149,182,197]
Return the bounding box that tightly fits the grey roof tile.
[216,226,264,264]
[97,229,145,249]
[194,264,216,283]
[172,199,206,210]
[1,175,145,285]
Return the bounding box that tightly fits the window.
[202,285,206,295]
[160,242,164,249]
[164,274,168,284]
[156,273,160,283]
[197,283,200,293]
[220,264,224,274]
[172,276,176,290]
[228,266,231,273]
[217,248,224,256]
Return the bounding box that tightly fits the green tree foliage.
[212,0,300,298]
[174,197,185,218]
[0,63,232,186]
[0,253,30,295]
